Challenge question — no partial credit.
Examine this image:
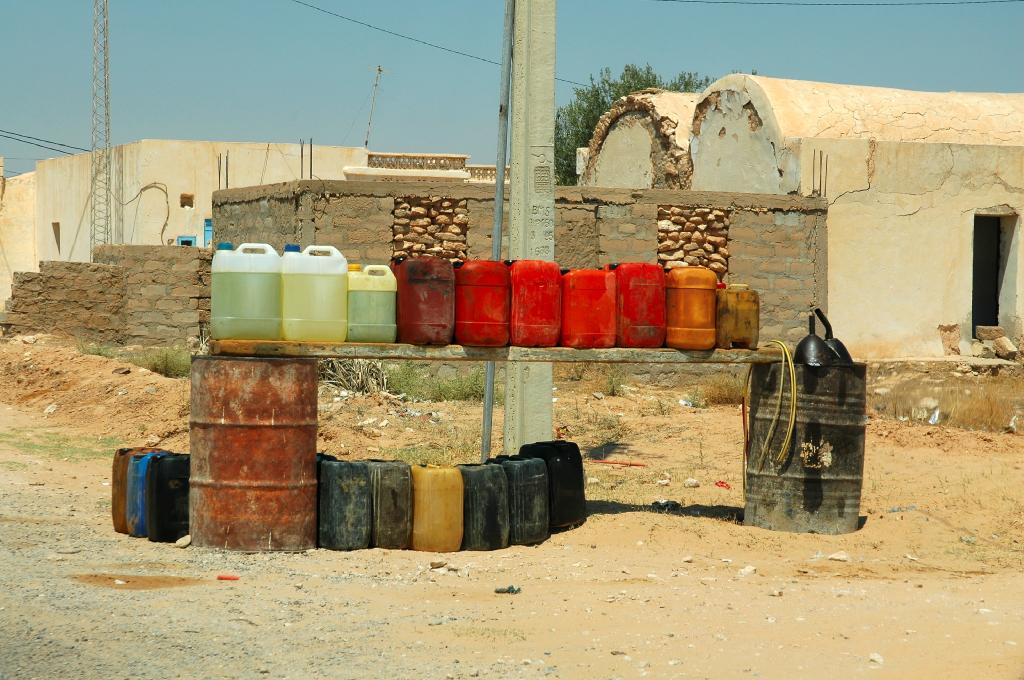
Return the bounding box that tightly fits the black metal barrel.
[744,362,866,535]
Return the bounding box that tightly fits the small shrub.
[386,363,499,403]
[692,373,747,406]
[76,340,119,358]
[126,348,192,378]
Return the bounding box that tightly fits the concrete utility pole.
[504,0,556,454]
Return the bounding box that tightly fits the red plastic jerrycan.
[392,256,455,345]
[453,260,510,347]
[509,260,561,347]
[561,268,616,349]
[607,263,666,348]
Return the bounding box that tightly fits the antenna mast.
[90,0,113,254]
[364,65,384,148]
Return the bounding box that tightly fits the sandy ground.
[1,337,1023,679]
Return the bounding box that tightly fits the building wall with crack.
[686,74,1024,358]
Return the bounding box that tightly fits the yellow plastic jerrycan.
[280,244,348,342]
[411,464,464,552]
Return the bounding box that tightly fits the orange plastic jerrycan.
[665,266,718,350]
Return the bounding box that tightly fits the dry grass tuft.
[870,375,1024,433]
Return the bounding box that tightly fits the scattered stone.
[591,392,605,400]
[55,546,81,555]
[868,653,884,666]
[770,589,783,597]
[21,335,37,344]
[937,324,961,356]
[971,341,996,359]
[975,325,1006,341]
[114,579,127,585]
[175,535,192,548]
[494,585,521,595]
[828,551,850,562]
[681,555,693,563]
[145,435,161,447]
[683,478,700,488]
[43,403,58,415]
[430,560,447,569]
[992,336,1018,360]
[737,565,756,578]
[112,367,131,375]
[144,386,158,395]
[652,500,681,512]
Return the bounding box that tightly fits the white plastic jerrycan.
[211,242,282,341]
[347,264,398,343]
[281,244,349,342]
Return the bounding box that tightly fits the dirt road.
[1,339,1023,679]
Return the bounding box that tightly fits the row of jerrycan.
[211,242,398,343]
[111,448,190,542]
[399,257,761,350]
[318,441,586,552]
[212,245,759,351]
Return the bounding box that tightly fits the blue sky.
[2,0,1022,175]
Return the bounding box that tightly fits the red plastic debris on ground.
[216,574,240,581]
[715,480,732,490]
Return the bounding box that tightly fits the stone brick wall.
[658,206,731,276]
[3,245,211,346]
[212,180,827,343]
[392,196,469,260]
[94,245,211,346]
[4,262,126,342]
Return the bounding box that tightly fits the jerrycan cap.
[348,263,362,272]
[452,260,465,269]
[607,263,619,270]
[729,283,750,290]
[283,243,301,253]
[559,267,570,275]
[392,255,407,265]
[717,281,727,289]
[216,241,233,251]
[503,259,514,266]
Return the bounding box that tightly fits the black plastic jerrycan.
[518,440,586,529]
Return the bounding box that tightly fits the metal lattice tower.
[90,0,112,254]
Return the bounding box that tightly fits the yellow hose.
[746,340,799,473]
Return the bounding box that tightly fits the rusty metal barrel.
[744,362,866,535]
[189,355,318,551]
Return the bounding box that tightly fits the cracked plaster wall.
[803,138,1024,358]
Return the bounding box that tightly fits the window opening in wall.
[180,193,194,208]
[51,222,60,255]
[972,216,1003,336]
[175,236,197,247]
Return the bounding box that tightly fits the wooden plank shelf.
[210,340,782,364]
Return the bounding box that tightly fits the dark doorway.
[973,216,1001,336]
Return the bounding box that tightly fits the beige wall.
[31,140,369,266]
[797,138,1024,358]
[0,172,38,302]
[587,115,656,188]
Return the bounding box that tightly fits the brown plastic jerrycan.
[716,284,760,349]
[665,266,717,350]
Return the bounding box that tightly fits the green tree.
[554,64,713,185]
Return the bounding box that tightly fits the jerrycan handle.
[302,245,342,258]
[237,243,279,255]
[363,265,391,277]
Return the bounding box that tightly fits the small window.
[176,236,197,247]
[179,193,195,208]
[51,222,60,254]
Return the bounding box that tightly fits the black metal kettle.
[814,308,853,365]
[794,313,836,366]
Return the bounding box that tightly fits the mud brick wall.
[212,181,826,342]
[3,246,211,346]
[3,262,126,342]
[94,245,212,346]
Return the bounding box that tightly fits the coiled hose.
[742,340,799,492]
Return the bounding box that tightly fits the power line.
[285,0,587,87]
[0,132,75,156]
[0,128,89,153]
[652,0,1022,6]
